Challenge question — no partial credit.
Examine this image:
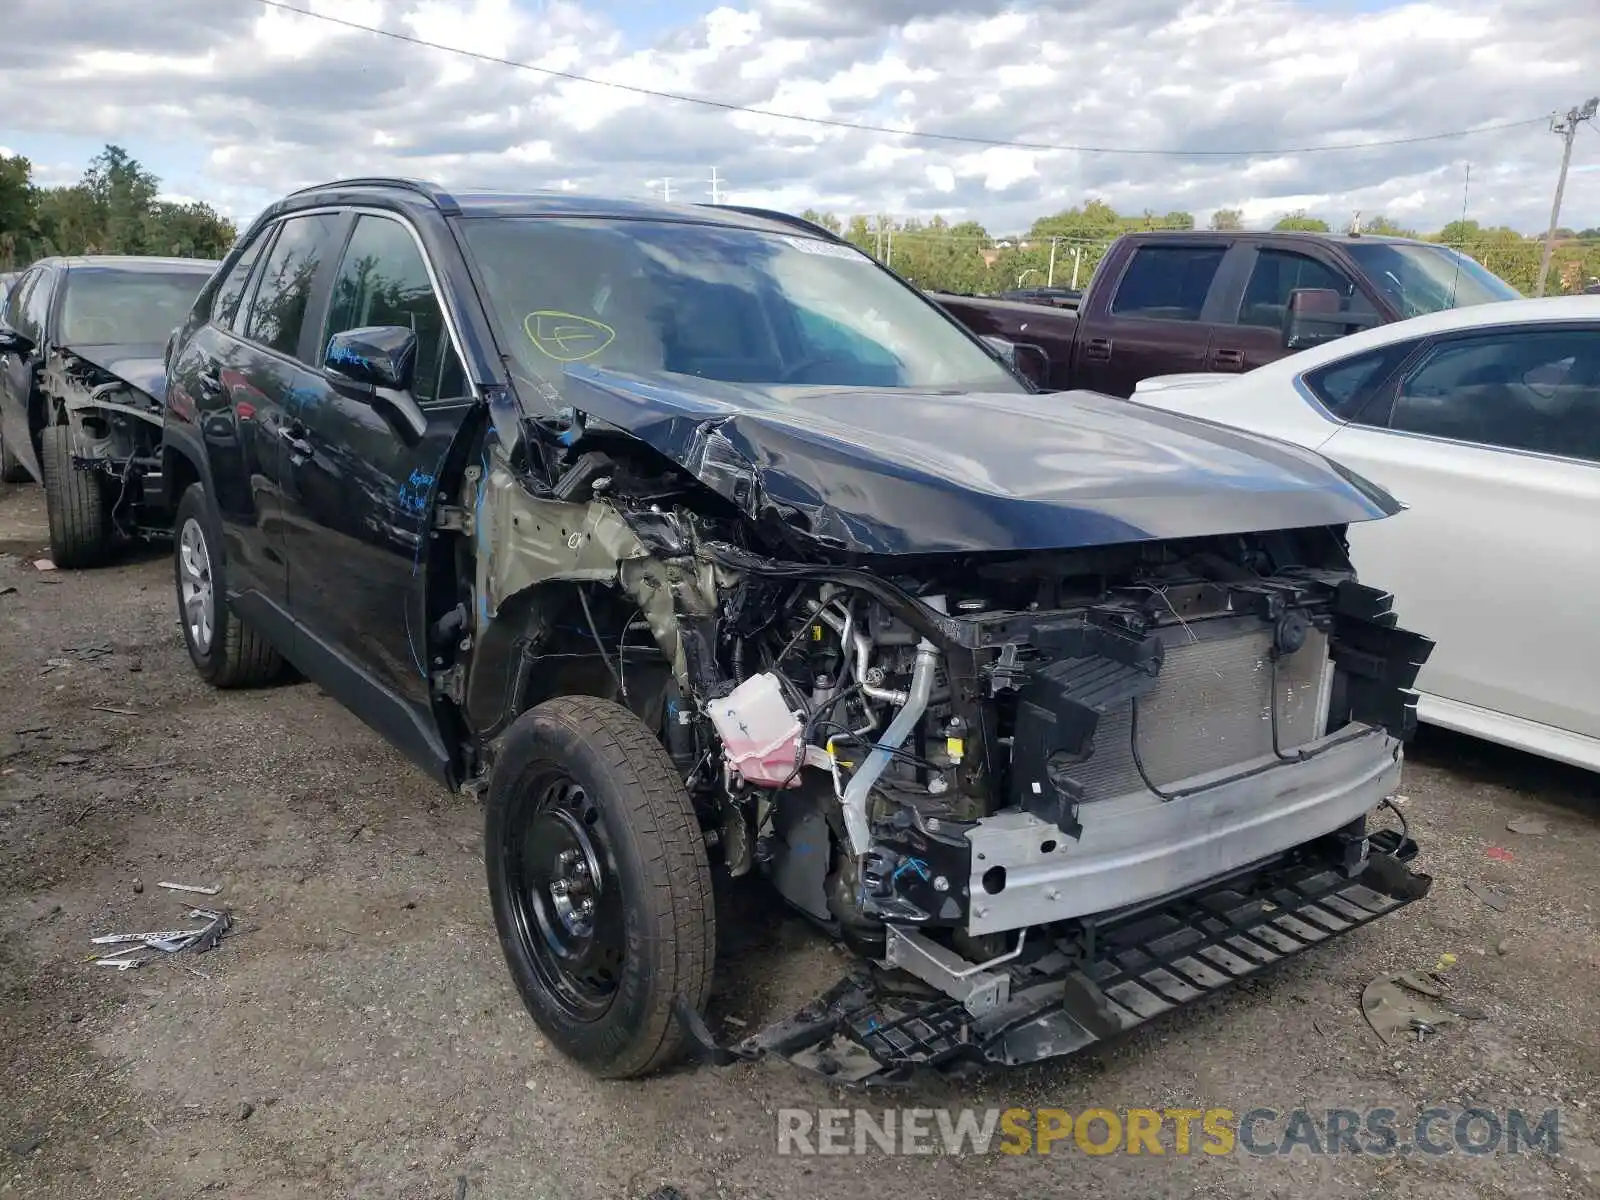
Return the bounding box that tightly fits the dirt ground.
[1,480,1597,1200]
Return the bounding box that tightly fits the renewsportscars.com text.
[775,1106,1561,1158]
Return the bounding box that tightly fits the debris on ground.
[1361,969,1487,1046]
[87,906,234,971]
[0,584,16,597]
[1463,881,1510,911]
[1506,815,1550,835]
[234,1101,255,1122]
[1485,846,1515,862]
[156,881,221,896]
[33,559,56,572]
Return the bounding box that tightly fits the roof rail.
[699,203,851,245]
[286,177,461,215]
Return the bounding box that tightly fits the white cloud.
[0,0,1592,235]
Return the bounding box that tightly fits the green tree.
[1273,210,1330,232]
[799,208,842,235]
[0,153,41,268]
[1209,208,1244,231]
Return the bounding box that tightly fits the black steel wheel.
[486,696,716,1079]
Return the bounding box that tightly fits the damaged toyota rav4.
[162,179,1434,1084]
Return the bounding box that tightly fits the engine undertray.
[676,828,1431,1085]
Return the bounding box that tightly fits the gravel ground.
[1,480,1597,1200]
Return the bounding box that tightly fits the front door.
[1321,322,1600,741]
[0,268,49,482]
[278,211,475,782]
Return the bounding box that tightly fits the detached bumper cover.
[681,829,1430,1085]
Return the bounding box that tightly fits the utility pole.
[708,167,724,205]
[1536,97,1598,297]
[1070,246,1082,290]
[647,178,674,202]
[885,219,893,268]
[1046,237,1058,287]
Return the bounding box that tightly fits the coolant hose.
[840,637,939,855]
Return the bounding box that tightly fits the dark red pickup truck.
[935,230,1521,396]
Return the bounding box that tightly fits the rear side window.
[322,215,466,403]
[243,213,344,359]
[1302,343,1415,421]
[212,229,270,329]
[1110,245,1227,321]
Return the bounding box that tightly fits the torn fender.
[556,365,1402,558]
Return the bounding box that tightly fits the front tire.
[486,696,716,1079]
[173,482,282,688]
[40,425,111,566]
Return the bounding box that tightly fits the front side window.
[1109,245,1227,321]
[1385,328,1600,462]
[2,269,38,338]
[1238,250,1359,329]
[244,213,344,359]
[1346,243,1521,318]
[58,269,212,346]
[322,215,465,403]
[458,216,1023,410]
[20,268,53,343]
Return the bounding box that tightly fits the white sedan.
[1131,294,1600,771]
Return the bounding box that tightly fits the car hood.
[555,367,1400,556]
[62,342,168,401]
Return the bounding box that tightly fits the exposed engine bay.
[41,345,167,537]
[446,414,1435,1082]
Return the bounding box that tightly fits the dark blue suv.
[162,177,1432,1085]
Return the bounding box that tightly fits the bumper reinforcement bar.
[676,829,1431,1085]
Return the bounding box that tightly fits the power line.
[245,0,1552,158]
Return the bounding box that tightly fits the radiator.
[1067,622,1334,799]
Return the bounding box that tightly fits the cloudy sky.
[1,0,1595,236]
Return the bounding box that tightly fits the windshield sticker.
[524,310,616,362]
[781,236,866,262]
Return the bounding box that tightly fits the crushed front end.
[658,533,1435,1083]
[460,428,1434,1083]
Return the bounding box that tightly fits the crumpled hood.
[62,342,168,402]
[558,367,1400,556]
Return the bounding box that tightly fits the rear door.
[277,210,475,783]
[1211,246,1378,374]
[172,211,350,613]
[1319,322,1600,740]
[1073,241,1227,397]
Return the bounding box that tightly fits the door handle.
[1084,337,1113,363]
[1211,347,1246,370]
[278,426,314,459]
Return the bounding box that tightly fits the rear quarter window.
[1302,343,1416,421]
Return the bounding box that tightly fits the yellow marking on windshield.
[524,310,616,363]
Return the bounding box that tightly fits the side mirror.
[982,335,1051,388]
[324,326,418,392]
[0,325,31,355]
[324,326,427,443]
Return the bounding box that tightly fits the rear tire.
[0,428,27,483]
[174,482,283,688]
[40,425,111,567]
[486,696,716,1079]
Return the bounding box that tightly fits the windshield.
[59,269,213,345]
[1345,243,1520,318]
[459,217,1024,408]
